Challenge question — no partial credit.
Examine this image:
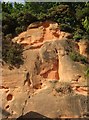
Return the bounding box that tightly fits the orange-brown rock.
[2,21,89,119]
[12,21,72,47]
[78,40,89,59]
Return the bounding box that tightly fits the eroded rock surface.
[1,21,89,119]
[78,40,89,59]
[12,21,72,47]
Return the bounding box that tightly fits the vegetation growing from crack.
[69,51,89,65]
[85,67,89,77]
[55,82,73,95]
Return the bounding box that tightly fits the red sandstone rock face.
[78,40,89,59]
[2,21,89,119]
[12,21,72,47]
[39,60,59,80]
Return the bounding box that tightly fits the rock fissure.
[21,99,27,116]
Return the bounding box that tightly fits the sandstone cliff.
[1,21,89,119]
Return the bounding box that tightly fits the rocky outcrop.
[2,21,89,119]
[12,21,72,47]
[78,40,89,59]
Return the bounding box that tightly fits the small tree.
[2,37,24,68]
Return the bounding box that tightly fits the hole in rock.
[11,111,14,114]
[20,37,24,42]
[53,32,59,38]
[5,105,9,109]
[33,83,42,89]
[7,94,13,101]
[40,83,42,85]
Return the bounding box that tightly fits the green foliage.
[60,24,73,33]
[69,52,89,64]
[0,13,2,20]
[2,36,24,68]
[15,27,23,35]
[73,34,82,40]
[75,2,89,35]
[2,2,89,67]
[85,67,89,77]
[2,12,16,35]
[73,30,82,40]
[82,17,89,33]
[17,11,37,26]
[2,2,89,37]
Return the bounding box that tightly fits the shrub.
[60,23,73,33]
[15,27,23,35]
[85,67,89,77]
[69,51,89,64]
[73,34,82,40]
[2,37,24,68]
